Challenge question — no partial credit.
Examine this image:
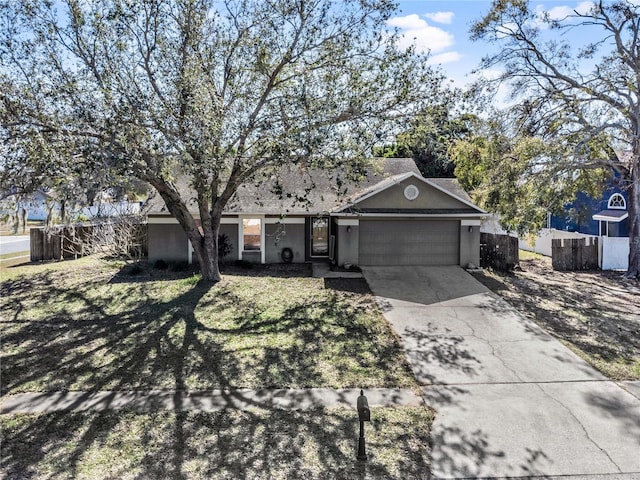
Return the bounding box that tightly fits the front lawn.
[1,257,430,479]
[1,257,416,394]
[1,406,433,479]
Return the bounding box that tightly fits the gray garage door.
[359,219,459,266]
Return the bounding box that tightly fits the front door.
[311,217,329,257]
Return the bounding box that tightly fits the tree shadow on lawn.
[1,272,218,395]
[2,261,577,479]
[1,261,431,478]
[2,406,434,479]
[1,262,413,394]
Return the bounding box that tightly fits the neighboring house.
[516,169,631,270]
[549,178,630,238]
[0,189,58,222]
[1,189,142,223]
[147,158,487,268]
[550,150,632,238]
[79,200,142,219]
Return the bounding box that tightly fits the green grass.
[1,257,417,394]
[1,406,433,479]
[1,259,429,478]
[0,250,29,261]
[517,249,545,261]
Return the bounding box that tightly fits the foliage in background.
[374,102,477,178]
[450,117,609,235]
[470,0,640,277]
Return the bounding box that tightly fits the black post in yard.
[357,417,367,461]
[357,389,370,461]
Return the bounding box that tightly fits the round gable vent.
[404,184,420,201]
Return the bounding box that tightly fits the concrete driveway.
[362,266,640,479]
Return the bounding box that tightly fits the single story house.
[0,188,56,222]
[147,158,487,268]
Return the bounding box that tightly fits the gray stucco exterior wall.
[459,225,481,268]
[219,223,239,262]
[336,225,359,266]
[265,223,305,263]
[148,223,189,263]
[357,179,468,210]
[242,251,261,264]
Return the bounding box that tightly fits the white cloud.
[472,68,504,81]
[424,11,454,25]
[575,1,595,15]
[533,2,595,28]
[427,51,462,65]
[546,1,594,20]
[495,22,518,37]
[387,14,455,54]
[386,14,427,30]
[545,5,575,20]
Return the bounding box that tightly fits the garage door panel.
[359,220,459,266]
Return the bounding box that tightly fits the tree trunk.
[189,218,222,283]
[45,204,53,228]
[626,150,640,279]
[149,178,224,283]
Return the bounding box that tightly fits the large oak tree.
[471,0,640,278]
[1,0,441,281]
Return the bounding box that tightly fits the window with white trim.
[607,193,626,210]
[243,218,262,251]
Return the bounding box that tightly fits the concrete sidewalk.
[1,387,424,415]
[363,266,640,480]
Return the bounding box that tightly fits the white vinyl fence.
[482,217,629,271]
[601,236,630,270]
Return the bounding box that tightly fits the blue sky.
[390,0,605,87]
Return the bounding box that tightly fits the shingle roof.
[225,158,421,215]
[428,177,474,204]
[148,158,475,216]
[592,209,629,222]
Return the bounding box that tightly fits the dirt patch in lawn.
[471,253,640,381]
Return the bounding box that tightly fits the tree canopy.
[450,116,609,235]
[1,0,443,280]
[470,0,640,277]
[374,103,477,178]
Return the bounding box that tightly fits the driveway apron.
[362,266,640,479]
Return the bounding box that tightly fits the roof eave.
[332,172,486,215]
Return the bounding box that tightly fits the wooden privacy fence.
[30,228,62,262]
[551,237,599,271]
[31,225,97,261]
[480,233,519,271]
[30,222,147,262]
